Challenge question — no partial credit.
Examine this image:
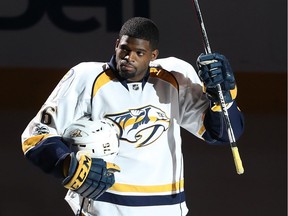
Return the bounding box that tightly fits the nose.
[124,55,129,60]
[124,52,136,62]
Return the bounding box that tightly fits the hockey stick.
[192,0,244,174]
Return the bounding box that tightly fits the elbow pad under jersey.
[24,136,71,178]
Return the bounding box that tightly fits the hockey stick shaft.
[193,0,244,174]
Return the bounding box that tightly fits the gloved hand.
[62,153,120,200]
[197,52,237,103]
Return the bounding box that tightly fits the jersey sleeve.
[154,57,209,139]
[21,62,102,177]
[154,57,244,144]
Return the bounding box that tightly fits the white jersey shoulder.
[151,57,201,84]
[67,61,107,85]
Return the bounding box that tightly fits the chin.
[119,70,136,80]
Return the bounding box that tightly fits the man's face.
[115,35,159,82]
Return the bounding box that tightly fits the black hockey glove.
[62,153,120,200]
[197,52,237,103]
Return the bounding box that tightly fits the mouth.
[120,61,135,71]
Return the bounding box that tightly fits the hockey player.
[21,17,244,216]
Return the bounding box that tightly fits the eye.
[137,51,145,56]
[121,48,128,53]
[157,112,165,118]
[119,45,129,53]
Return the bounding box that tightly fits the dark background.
[0,0,286,215]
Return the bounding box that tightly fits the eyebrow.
[120,44,148,53]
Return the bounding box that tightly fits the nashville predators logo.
[105,105,170,147]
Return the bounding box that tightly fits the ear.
[151,49,159,61]
[115,39,120,51]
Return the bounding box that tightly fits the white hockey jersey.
[22,57,209,216]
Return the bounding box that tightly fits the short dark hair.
[119,17,159,50]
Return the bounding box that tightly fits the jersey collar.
[108,55,150,90]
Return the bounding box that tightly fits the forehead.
[118,35,151,50]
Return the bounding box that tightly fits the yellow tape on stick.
[231,146,244,174]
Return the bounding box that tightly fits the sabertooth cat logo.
[106,105,170,147]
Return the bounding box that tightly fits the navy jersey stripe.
[97,191,186,206]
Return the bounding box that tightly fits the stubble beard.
[118,69,137,80]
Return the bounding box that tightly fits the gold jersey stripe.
[93,68,178,97]
[150,68,179,90]
[93,70,116,97]
[110,179,184,193]
[197,124,206,136]
[22,134,52,153]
